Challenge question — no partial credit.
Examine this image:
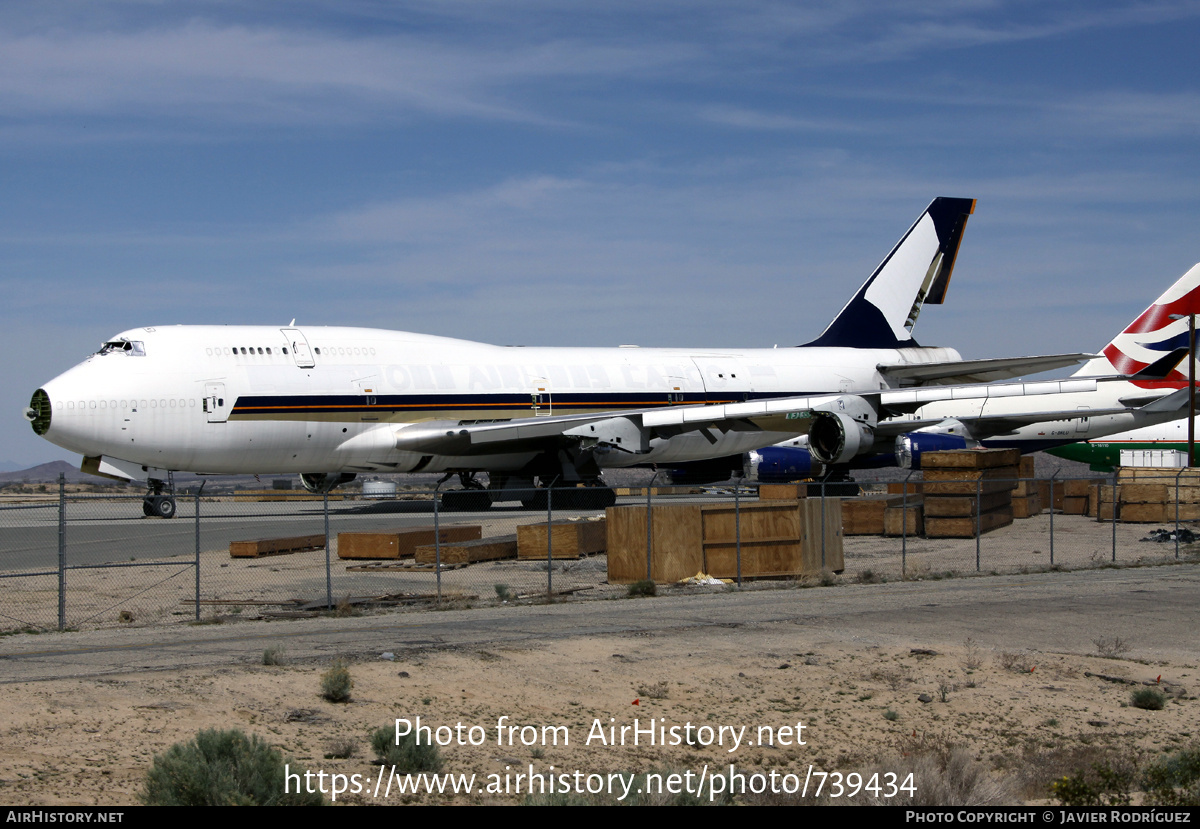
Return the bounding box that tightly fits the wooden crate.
[920,448,1021,469]
[1062,495,1089,515]
[337,525,481,559]
[605,504,703,584]
[1117,467,1200,484]
[517,519,607,560]
[605,500,842,583]
[1063,479,1093,497]
[883,503,923,536]
[841,495,904,535]
[1019,456,1035,478]
[414,534,518,565]
[758,484,807,501]
[886,481,924,496]
[923,491,1012,518]
[925,505,1014,538]
[1012,495,1042,519]
[1121,502,1200,523]
[922,466,1019,496]
[229,534,325,558]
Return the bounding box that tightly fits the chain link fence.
[2,471,1197,632]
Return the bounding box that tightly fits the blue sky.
[4,1,1200,467]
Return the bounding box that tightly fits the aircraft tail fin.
[803,196,976,349]
[1074,262,1200,379]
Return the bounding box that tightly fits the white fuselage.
[35,325,963,476]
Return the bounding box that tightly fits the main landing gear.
[142,475,177,519]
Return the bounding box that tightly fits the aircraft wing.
[383,393,868,457]
[877,353,1096,385]
[876,387,1191,441]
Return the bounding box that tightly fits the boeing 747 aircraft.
[24,197,1091,515]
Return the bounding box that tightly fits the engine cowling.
[300,472,358,493]
[808,411,875,465]
[894,431,980,469]
[743,446,824,483]
[662,456,743,486]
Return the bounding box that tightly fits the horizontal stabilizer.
[878,353,1095,386]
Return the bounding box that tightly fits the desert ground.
[1,575,1196,806]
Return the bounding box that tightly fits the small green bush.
[320,660,353,703]
[1144,746,1200,806]
[494,583,515,602]
[1050,761,1134,807]
[262,647,284,666]
[883,709,899,721]
[627,579,656,597]
[1131,688,1166,711]
[141,728,323,806]
[370,725,443,773]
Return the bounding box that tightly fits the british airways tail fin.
[803,197,976,349]
[1074,262,1200,379]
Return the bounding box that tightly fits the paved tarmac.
[2,565,1196,683]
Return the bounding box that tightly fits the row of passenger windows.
[203,346,378,357]
[58,399,196,410]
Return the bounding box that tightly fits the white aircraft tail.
[803,196,976,349]
[1074,262,1200,379]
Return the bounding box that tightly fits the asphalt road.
[2,565,1196,683]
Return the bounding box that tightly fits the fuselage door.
[281,328,315,368]
[204,382,229,423]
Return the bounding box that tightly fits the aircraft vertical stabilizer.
[1074,262,1200,380]
[803,196,976,349]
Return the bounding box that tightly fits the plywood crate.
[925,505,1014,538]
[414,534,518,565]
[517,519,607,560]
[1012,495,1042,519]
[841,495,904,535]
[1062,495,1089,515]
[886,481,924,496]
[606,500,842,583]
[1036,480,1066,511]
[922,466,1019,496]
[920,448,1021,469]
[1121,502,1200,523]
[337,525,481,559]
[1118,466,1200,484]
[1019,455,1035,478]
[1063,479,1093,498]
[758,484,807,501]
[605,504,704,584]
[883,502,923,536]
[924,491,1012,518]
[230,534,326,558]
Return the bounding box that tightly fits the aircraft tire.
[153,497,177,519]
[142,499,154,517]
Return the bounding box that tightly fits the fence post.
[734,484,742,587]
[1177,468,1185,560]
[546,487,553,599]
[323,491,332,610]
[1049,471,1058,566]
[57,473,65,631]
[434,492,441,604]
[194,489,201,621]
[1111,470,1118,563]
[645,480,654,581]
[902,469,914,579]
[820,479,827,570]
[975,476,982,572]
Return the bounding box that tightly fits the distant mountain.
[0,460,93,483]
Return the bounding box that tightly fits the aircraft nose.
[26,388,52,436]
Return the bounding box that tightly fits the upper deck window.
[98,339,145,356]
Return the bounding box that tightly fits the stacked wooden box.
[758,484,807,501]
[414,535,518,565]
[605,499,842,583]
[1011,456,1041,519]
[1115,467,1200,523]
[921,448,1020,538]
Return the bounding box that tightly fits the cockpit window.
[98,339,146,356]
